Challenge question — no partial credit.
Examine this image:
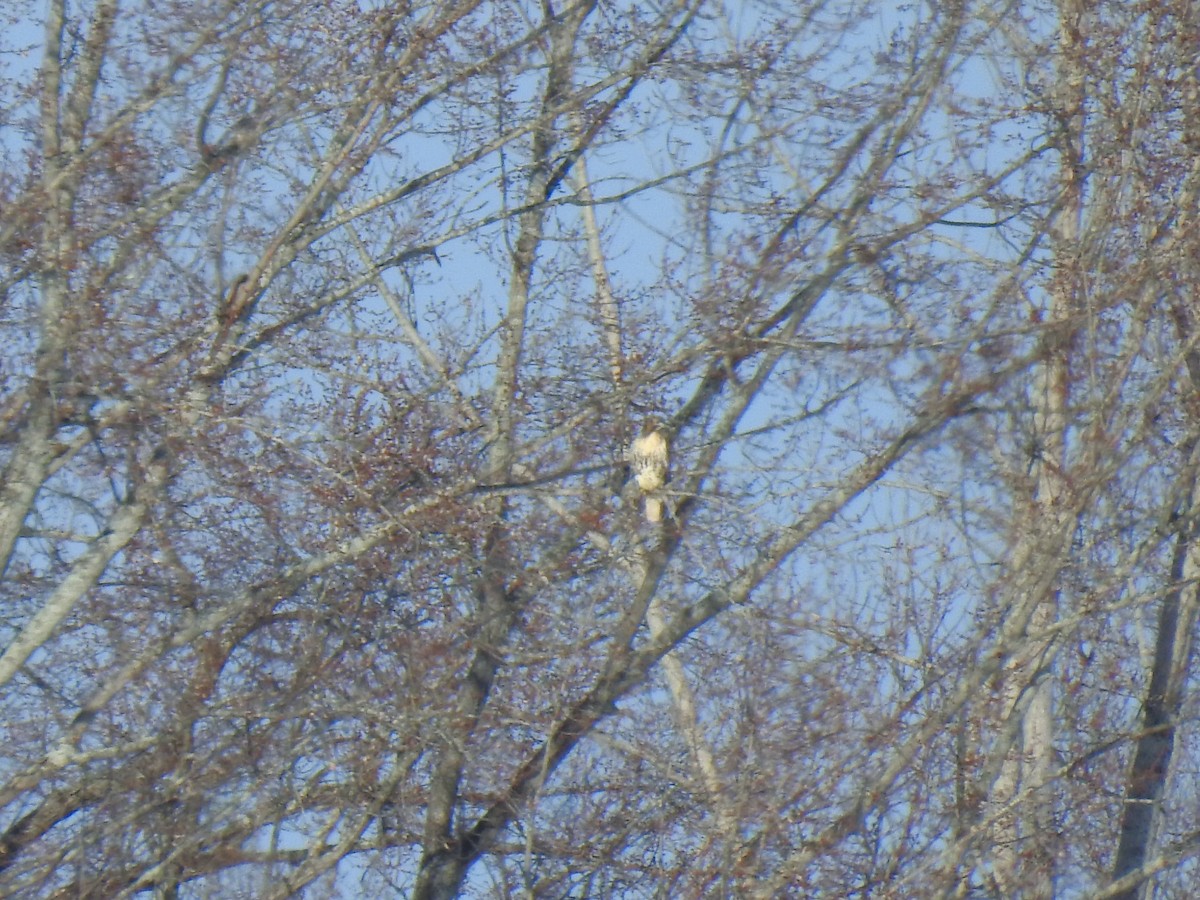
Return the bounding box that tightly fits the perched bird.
[628,419,669,522]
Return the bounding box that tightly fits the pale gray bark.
[981,3,1085,895]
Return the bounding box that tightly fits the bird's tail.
[644,496,664,523]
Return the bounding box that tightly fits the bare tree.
[4,0,1200,898]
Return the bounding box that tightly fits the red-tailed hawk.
[628,420,669,522]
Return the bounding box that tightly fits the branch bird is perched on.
[628,419,669,523]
